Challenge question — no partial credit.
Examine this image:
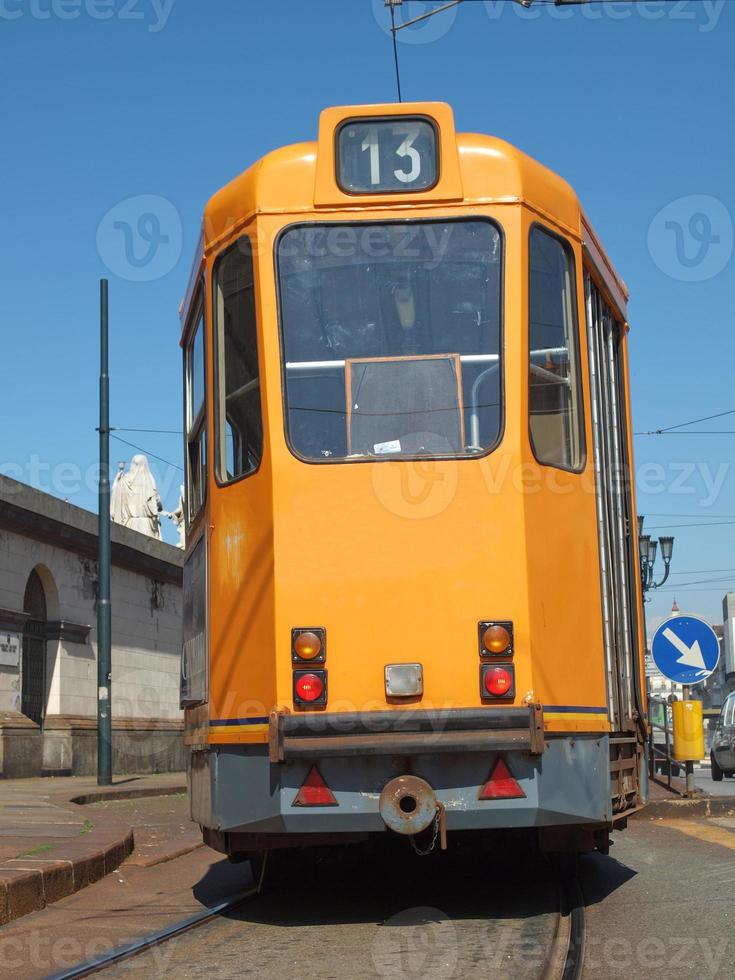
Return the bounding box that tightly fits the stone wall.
[0,475,184,777]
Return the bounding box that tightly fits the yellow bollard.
[672,700,704,762]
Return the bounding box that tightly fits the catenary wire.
[110,434,183,472]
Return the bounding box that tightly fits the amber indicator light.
[292,628,326,663]
[478,621,513,657]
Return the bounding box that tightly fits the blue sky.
[1,0,733,629]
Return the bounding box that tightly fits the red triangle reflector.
[478,758,526,800]
[292,765,338,807]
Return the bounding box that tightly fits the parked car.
[710,692,735,781]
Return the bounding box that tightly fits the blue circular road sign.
[650,615,720,685]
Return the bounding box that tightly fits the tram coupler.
[379,774,438,836]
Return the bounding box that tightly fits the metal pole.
[97,279,112,786]
[682,684,696,798]
[685,760,695,799]
[640,585,653,778]
[648,703,654,780]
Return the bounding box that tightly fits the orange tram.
[179,102,647,863]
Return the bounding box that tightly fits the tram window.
[188,323,204,429]
[184,297,207,521]
[528,227,584,471]
[214,239,263,482]
[277,219,502,462]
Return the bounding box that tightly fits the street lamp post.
[638,515,675,653]
[638,519,674,595]
[638,516,681,784]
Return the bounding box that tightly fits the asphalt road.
[580,815,735,979]
[694,763,735,797]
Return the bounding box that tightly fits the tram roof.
[181,103,628,326]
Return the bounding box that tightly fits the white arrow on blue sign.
[650,615,720,685]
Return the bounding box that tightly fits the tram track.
[542,877,586,980]
[45,848,587,980]
[46,887,260,980]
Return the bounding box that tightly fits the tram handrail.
[283,347,569,372]
[284,347,570,452]
[648,695,689,797]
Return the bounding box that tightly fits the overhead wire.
[635,408,735,436]
[110,434,183,472]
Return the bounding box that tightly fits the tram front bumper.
[190,708,612,838]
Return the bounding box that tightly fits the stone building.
[0,475,184,778]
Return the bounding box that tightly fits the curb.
[0,780,187,926]
[68,783,186,806]
[633,796,735,820]
[0,818,133,925]
[126,839,203,869]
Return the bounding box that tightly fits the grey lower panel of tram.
[189,735,612,835]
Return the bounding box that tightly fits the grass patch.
[17,819,93,859]
[21,842,56,857]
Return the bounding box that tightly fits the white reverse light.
[384,663,423,698]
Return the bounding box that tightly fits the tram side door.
[585,273,641,734]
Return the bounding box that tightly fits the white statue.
[111,454,164,540]
[167,484,186,549]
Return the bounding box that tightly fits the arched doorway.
[22,569,47,726]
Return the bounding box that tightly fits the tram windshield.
[277,219,502,461]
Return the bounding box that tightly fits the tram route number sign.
[0,632,20,668]
[337,117,438,194]
[650,615,720,686]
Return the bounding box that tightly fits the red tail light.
[293,669,327,706]
[479,758,526,800]
[292,765,338,807]
[481,664,514,699]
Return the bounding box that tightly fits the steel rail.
[45,886,259,980]
[542,876,587,980]
[562,878,586,980]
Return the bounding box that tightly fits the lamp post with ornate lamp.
[638,518,674,595]
[638,516,677,779]
[638,517,675,661]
